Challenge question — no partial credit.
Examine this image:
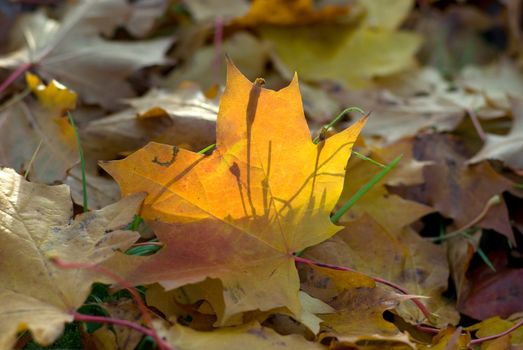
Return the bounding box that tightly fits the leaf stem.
[330,155,402,224]
[293,255,432,321]
[312,107,365,144]
[67,111,88,212]
[470,318,523,345]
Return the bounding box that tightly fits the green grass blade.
[198,143,216,154]
[67,111,88,212]
[352,151,386,168]
[330,154,403,224]
[313,106,365,144]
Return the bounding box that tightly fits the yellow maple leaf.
[102,61,366,323]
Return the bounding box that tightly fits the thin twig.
[293,255,432,321]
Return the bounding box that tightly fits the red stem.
[51,257,168,350]
[470,318,523,345]
[293,256,432,321]
[0,62,32,95]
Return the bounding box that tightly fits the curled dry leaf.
[0,167,144,349]
[102,61,366,323]
[468,97,523,171]
[0,73,78,184]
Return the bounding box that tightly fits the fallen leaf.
[64,165,120,210]
[102,61,366,323]
[339,154,434,232]
[100,299,145,350]
[399,134,518,241]
[83,82,219,162]
[0,73,78,183]
[458,250,523,320]
[163,32,269,91]
[458,59,523,111]
[0,1,171,108]
[303,215,459,327]
[466,314,523,349]
[235,0,349,26]
[155,321,325,350]
[417,327,470,350]
[264,25,421,88]
[0,167,144,348]
[468,97,523,171]
[184,0,249,23]
[126,0,169,38]
[332,67,497,143]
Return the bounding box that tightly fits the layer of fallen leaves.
[1,0,523,349]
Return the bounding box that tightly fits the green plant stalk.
[67,111,88,212]
[312,106,365,144]
[126,244,162,256]
[330,155,403,224]
[198,143,216,154]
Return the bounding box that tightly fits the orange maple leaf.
[102,61,366,322]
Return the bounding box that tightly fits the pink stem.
[212,15,223,86]
[293,255,432,321]
[0,62,32,95]
[52,257,168,350]
[415,324,440,334]
[470,318,523,345]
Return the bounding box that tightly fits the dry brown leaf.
[0,167,144,349]
[0,1,171,109]
[458,59,523,111]
[0,74,78,183]
[162,32,269,91]
[304,215,459,327]
[333,67,498,143]
[155,320,325,350]
[339,152,434,232]
[468,97,523,171]
[402,134,518,242]
[83,83,219,162]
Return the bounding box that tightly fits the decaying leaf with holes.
[102,61,366,324]
[0,168,144,349]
